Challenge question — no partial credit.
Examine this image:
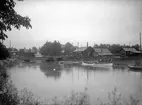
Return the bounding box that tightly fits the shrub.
[0,42,10,60]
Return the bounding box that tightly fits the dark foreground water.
[7,61,142,104]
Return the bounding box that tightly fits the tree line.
[39,41,140,56]
[0,0,140,60]
[40,41,75,56]
[93,43,139,55]
[40,41,62,56]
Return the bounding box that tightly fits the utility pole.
[140,32,141,53]
[140,13,142,52]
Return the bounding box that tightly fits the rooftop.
[93,47,113,55]
[74,47,87,52]
[122,48,141,53]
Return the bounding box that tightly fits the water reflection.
[40,62,61,79]
[7,62,142,104]
[128,69,142,73]
[18,62,39,69]
[64,64,112,71]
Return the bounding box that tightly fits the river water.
[7,61,142,104]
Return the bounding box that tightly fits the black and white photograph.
[0,0,142,105]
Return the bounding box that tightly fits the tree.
[0,0,32,41]
[40,41,62,56]
[8,47,18,52]
[0,0,32,59]
[0,42,10,59]
[64,42,74,55]
[132,44,139,50]
[93,44,99,47]
[109,44,122,55]
[32,46,38,53]
[52,41,62,56]
[40,41,52,56]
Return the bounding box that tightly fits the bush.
[0,42,10,60]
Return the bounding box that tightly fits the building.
[35,51,43,57]
[18,52,35,57]
[74,47,87,53]
[18,51,35,61]
[93,47,113,56]
[73,46,94,58]
[93,47,113,61]
[119,48,141,57]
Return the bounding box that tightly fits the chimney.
[87,42,88,48]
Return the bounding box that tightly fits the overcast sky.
[4,0,142,48]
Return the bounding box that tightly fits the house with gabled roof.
[93,47,113,56]
[73,46,94,58]
[74,47,87,52]
[93,47,113,61]
[120,47,141,57]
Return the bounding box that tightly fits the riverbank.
[0,57,20,105]
[0,60,142,105]
[0,58,19,68]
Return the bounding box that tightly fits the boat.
[128,33,142,71]
[128,59,142,70]
[128,65,142,70]
[59,61,73,65]
[81,62,94,66]
[81,62,113,68]
[59,61,82,65]
[93,63,113,68]
[72,61,82,65]
[23,59,36,63]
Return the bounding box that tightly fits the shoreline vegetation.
[0,60,141,105]
[0,58,19,68]
[0,78,141,105]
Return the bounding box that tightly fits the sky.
[4,0,142,49]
